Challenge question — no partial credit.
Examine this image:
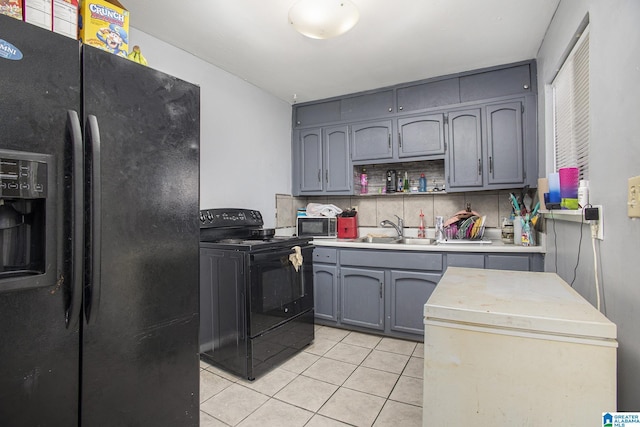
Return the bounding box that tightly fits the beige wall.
[277,190,523,229]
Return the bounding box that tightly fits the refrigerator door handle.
[66,110,84,328]
[84,115,102,324]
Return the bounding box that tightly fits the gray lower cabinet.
[340,267,385,331]
[295,125,351,195]
[313,264,339,322]
[311,246,544,339]
[389,270,441,335]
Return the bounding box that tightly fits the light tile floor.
[200,325,424,427]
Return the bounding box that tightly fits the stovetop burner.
[199,208,311,251]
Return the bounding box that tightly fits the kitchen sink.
[353,236,435,245]
[395,237,436,245]
[356,236,398,243]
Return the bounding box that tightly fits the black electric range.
[198,208,315,380]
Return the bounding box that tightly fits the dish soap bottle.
[418,209,426,238]
[404,171,409,192]
[360,168,368,194]
[419,173,427,192]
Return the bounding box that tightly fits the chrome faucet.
[380,215,404,238]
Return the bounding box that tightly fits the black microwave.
[296,216,337,238]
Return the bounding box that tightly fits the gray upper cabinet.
[485,101,525,186]
[459,64,531,102]
[294,100,341,127]
[447,108,483,189]
[351,120,393,161]
[298,129,323,192]
[324,126,352,192]
[396,78,460,112]
[296,125,351,195]
[398,113,446,158]
[341,90,394,121]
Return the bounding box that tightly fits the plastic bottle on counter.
[513,216,523,245]
[418,209,426,238]
[578,180,589,208]
[419,173,427,192]
[397,175,404,192]
[360,168,368,194]
[404,171,409,192]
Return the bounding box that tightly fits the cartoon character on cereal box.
[97,23,128,57]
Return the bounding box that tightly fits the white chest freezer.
[423,267,617,427]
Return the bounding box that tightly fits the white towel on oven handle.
[289,246,303,272]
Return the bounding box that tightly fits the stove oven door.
[248,244,314,337]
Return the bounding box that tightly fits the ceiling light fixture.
[288,0,360,40]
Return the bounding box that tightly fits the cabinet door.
[299,129,323,192]
[294,100,341,127]
[324,125,351,192]
[351,120,393,161]
[459,64,531,102]
[447,109,483,189]
[396,78,460,112]
[389,271,441,335]
[313,264,339,323]
[340,267,385,331]
[485,101,525,186]
[398,114,445,158]
[341,90,394,121]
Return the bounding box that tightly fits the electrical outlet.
[629,175,640,218]
[589,205,604,240]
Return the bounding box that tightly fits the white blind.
[552,25,590,180]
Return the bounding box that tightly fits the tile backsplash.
[276,190,523,229]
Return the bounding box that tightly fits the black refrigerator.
[0,15,201,426]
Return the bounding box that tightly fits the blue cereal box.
[78,0,129,57]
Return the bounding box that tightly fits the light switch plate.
[629,176,640,218]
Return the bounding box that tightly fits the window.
[552,24,590,180]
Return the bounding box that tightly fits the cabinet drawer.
[446,253,484,269]
[459,64,531,102]
[486,254,530,271]
[340,250,442,271]
[313,247,337,263]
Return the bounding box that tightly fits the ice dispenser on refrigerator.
[0,149,54,291]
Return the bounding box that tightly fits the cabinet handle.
[478,159,482,175]
[523,84,529,90]
[489,156,493,173]
[325,169,328,183]
[379,281,383,298]
[399,106,403,111]
[318,169,321,182]
[388,134,391,150]
[398,132,402,148]
[388,107,392,112]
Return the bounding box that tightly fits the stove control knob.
[199,212,205,223]
[206,211,213,222]
[284,308,289,313]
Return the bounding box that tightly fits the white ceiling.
[124,0,559,104]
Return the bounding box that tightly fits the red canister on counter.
[337,210,358,239]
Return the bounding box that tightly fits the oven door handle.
[249,245,312,261]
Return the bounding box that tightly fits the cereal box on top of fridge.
[24,0,52,29]
[53,0,78,39]
[0,0,23,20]
[79,0,129,57]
